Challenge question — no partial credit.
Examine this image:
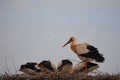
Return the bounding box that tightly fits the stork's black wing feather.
[57,60,72,71]
[87,45,98,53]
[39,61,54,71]
[80,45,105,62]
[80,62,98,71]
[24,62,37,70]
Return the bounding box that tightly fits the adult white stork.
[62,37,105,73]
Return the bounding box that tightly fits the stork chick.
[57,59,73,76]
[19,62,41,76]
[38,60,57,77]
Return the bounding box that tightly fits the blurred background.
[0,0,120,74]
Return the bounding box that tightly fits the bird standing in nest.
[62,37,105,73]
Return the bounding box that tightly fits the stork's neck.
[70,41,77,53]
[71,40,76,46]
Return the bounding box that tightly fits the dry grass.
[0,72,120,80]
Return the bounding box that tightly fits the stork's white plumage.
[62,37,105,73]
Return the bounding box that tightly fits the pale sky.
[0,0,120,74]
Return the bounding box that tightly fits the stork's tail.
[96,54,105,62]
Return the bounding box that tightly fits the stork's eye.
[70,37,74,41]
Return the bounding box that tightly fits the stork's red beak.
[62,40,71,47]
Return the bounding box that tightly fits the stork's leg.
[84,62,88,74]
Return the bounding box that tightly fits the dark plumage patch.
[35,69,41,72]
[80,45,105,62]
[39,60,54,71]
[20,62,38,70]
[57,59,72,71]
[80,62,98,71]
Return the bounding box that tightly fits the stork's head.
[62,37,76,47]
[19,62,41,75]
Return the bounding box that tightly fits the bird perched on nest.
[62,37,105,73]
[57,59,73,74]
[57,59,99,75]
[20,60,57,77]
[73,62,99,74]
[38,60,57,77]
[57,59,73,78]
[19,62,41,76]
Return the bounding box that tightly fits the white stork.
[62,37,105,73]
[38,60,57,77]
[73,62,99,75]
[57,59,73,75]
[19,62,41,76]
